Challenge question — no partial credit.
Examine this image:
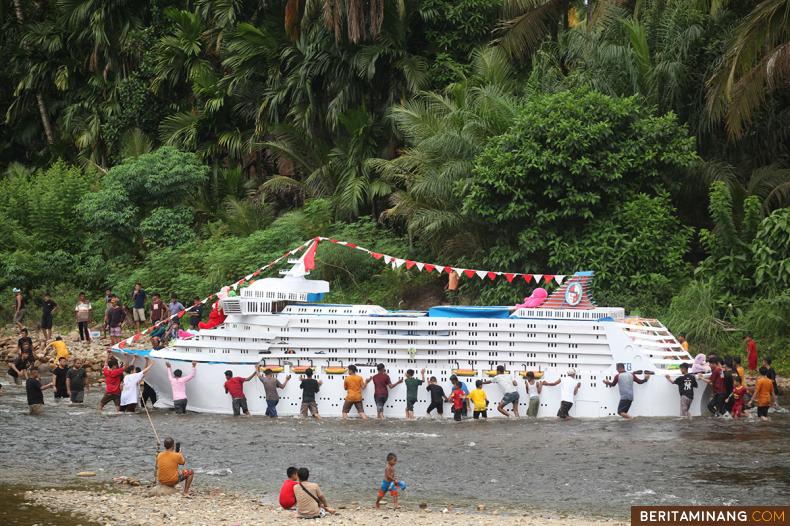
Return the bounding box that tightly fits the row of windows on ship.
[229,319,604,329]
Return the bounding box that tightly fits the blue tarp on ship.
[427,306,512,318]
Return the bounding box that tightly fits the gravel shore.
[27,486,628,526]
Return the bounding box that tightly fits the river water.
[1,385,788,521]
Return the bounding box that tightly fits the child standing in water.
[375,453,404,510]
[727,376,748,418]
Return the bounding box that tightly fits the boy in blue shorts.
[375,452,405,509]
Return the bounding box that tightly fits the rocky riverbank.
[26,486,627,526]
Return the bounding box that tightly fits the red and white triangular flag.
[415,262,425,271]
[532,274,543,284]
[555,275,566,285]
[543,274,554,284]
[475,270,487,280]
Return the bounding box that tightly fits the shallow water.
[1,385,788,519]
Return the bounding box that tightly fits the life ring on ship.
[452,369,477,377]
[518,371,544,379]
[258,365,284,373]
[291,365,312,374]
[485,370,509,377]
[324,366,348,375]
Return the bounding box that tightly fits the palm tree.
[371,47,520,252]
[705,0,790,139]
[286,0,386,43]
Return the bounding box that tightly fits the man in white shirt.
[543,368,581,419]
[483,365,520,417]
[119,355,154,413]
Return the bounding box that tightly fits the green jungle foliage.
[0,0,788,369]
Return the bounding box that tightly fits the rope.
[141,400,161,485]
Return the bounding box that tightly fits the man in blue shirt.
[131,283,147,332]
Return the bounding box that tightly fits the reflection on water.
[0,483,99,526]
[0,386,788,518]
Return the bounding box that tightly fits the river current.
[1,385,788,520]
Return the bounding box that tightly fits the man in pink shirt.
[166,361,197,414]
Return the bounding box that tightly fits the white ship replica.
[113,243,705,418]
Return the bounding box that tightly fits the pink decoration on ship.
[514,288,548,309]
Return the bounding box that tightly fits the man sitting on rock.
[156,436,194,497]
[293,467,335,518]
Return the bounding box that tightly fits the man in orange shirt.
[754,367,775,422]
[342,365,369,420]
[156,437,194,496]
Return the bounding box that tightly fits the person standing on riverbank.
[66,359,88,403]
[150,293,165,327]
[223,369,256,416]
[543,369,581,419]
[484,365,520,417]
[75,293,92,343]
[40,292,57,341]
[131,283,146,333]
[299,368,321,420]
[404,369,424,420]
[120,356,154,413]
[665,363,697,418]
[99,352,124,413]
[375,453,403,510]
[259,368,291,418]
[52,357,70,400]
[156,437,194,496]
[342,365,368,419]
[603,363,649,419]
[12,288,26,330]
[166,361,197,414]
[107,297,126,345]
[370,363,402,419]
[294,467,335,518]
[168,294,185,317]
[524,372,542,417]
[678,334,689,353]
[745,334,758,372]
[26,368,54,415]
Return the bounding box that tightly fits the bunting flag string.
[118,236,566,347]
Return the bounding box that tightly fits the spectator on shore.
[524,371,542,417]
[75,293,92,343]
[665,363,697,418]
[43,336,69,362]
[744,334,758,372]
[369,363,402,419]
[189,297,202,331]
[131,283,146,332]
[543,369,581,419]
[754,367,775,422]
[484,365,519,417]
[8,348,34,384]
[603,363,650,419]
[700,357,727,416]
[98,351,124,413]
[293,467,335,518]
[17,328,32,352]
[26,368,54,415]
[66,358,88,403]
[102,288,113,337]
[150,293,166,327]
[404,369,424,420]
[258,367,291,418]
[223,369,256,416]
[156,437,194,497]
[40,292,57,341]
[166,361,197,414]
[52,357,70,400]
[425,376,447,418]
[299,368,321,420]
[13,288,26,330]
[469,380,488,419]
[279,467,299,510]
[107,296,126,345]
[677,334,689,352]
[375,453,403,510]
[342,364,368,420]
[120,356,154,413]
[168,294,185,318]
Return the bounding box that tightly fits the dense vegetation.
[1,0,788,369]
